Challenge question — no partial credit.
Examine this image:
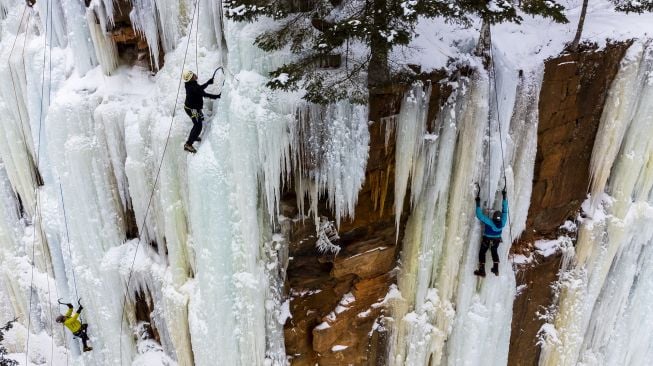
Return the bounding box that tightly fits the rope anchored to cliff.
[118,0,202,363]
[472,25,514,278]
[23,0,61,362]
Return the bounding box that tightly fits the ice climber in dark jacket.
[182,70,220,153]
[474,187,508,277]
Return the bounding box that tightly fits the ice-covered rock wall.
[386,47,542,365]
[3,0,652,365]
[539,40,653,366]
[0,0,368,365]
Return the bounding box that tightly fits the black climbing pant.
[479,236,501,264]
[73,324,90,348]
[184,106,204,145]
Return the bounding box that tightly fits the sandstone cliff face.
[508,43,631,366]
[526,43,630,238]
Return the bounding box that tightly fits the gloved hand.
[66,303,73,309]
[208,77,215,84]
[475,196,481,206]
[502,188,507,199]
[77,299,84,313]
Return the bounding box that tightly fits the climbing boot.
[491,262,499,276]
[473,263,486,277]
[83,346,93,352]
[184,143,197,153]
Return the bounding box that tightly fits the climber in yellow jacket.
[56,299,93,352]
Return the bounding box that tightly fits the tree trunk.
[475,19,491,67]
[367,0,390,91]
[569,0,589,52]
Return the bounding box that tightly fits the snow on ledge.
[331,345,348,352]
[534,239,562,258]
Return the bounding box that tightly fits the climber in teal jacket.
[474,187,508,277]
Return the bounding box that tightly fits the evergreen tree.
[225,0,567,104]
[570,0,652,52]
[0,319,18,366]
[613,0,653,13]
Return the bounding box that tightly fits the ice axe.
[475,182,482,207]
[218,65,240,87]
[211,66,234,92]
[211,66,223,80]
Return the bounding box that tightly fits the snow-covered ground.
[404,0,653,71]
[0,0,653,365]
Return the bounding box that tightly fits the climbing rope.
[25,0,57,363]
[44,3,62,363]
[59,182,79,299]
[487,26,516,257]
[8,6,36,186]
[58,179,81,362]
[486,65,492,212]
[195,0,200,73]
[118,1,200,363]
[57,179,83,365]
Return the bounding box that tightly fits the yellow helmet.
[182,70,195,82]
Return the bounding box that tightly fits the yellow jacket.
[63,307,82,333]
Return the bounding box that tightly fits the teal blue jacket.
[476,198,508,238]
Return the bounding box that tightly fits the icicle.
[61,0,98,75]
[588,42,648,209]
[292,101,369,227]
[393,83,429,239]
[316,217,340,255]
[86,8,118,75]
[130,0,161,70]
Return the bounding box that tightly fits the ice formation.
[1,0,652,365]
[0,0,368,364]
[386,42,542,365]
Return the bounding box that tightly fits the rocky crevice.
[283,73,453,365]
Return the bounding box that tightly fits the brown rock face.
[509,254,561,366]
[525,43,631,240]
[509,42,631,366]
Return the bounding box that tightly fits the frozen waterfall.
[1,0,653,365]
[386,43,542,365]
[0,0,368,364]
